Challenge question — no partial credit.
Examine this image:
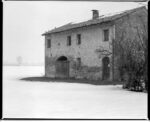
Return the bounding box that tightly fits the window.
[67,36,71,46]
[77,34,81,45]
[77,58,81,67]
[103,29,109,41]
[47,39,51,48]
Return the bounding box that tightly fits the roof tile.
[42,6,146,35]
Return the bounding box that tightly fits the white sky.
[3,1,147,64]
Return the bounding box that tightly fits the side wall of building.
[45,22,115,80]
[114,7,147,80]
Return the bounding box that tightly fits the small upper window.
[67,36,71,46]
[47,39,51,48]
[77,34,81,45]
[103,29,109,41]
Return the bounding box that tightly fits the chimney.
[92,10,99,19]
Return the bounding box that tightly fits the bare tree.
[115,14,147,91]
[95,11,148,91]
[95,45,112,58]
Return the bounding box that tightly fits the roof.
[42,6,146,36]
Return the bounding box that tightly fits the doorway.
[55,56,69,78]
[102,57,110,80]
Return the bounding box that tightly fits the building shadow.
[20,77,123,85]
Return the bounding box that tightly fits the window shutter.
[104,29,109,41]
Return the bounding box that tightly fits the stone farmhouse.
[42,6,147,81]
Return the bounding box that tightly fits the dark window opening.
[47,39,51,48]
[77,58,81,69]
[103,29,109,41]
[77,34,81,45]
[67,36,71,46]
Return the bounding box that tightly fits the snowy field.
[3,66,147,119]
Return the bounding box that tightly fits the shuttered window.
[47,39,51,48]
[77,58,81,67]
[67,36,71,46]
[77,34,81,45]
[103,29,109,41]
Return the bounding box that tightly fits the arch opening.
[57,56,68,61]
[102,57,110,64]
[55,56,69,78]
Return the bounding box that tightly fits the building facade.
[43,6,147,81]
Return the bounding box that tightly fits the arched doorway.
[102,57,110,80]
[55,56,69,78]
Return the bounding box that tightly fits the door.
[55,61,69,78]
[102,57,110,80]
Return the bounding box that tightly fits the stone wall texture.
[45,23,114,80]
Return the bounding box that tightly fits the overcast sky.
[3,1,147,64]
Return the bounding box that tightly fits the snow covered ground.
[3,66,147,119]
